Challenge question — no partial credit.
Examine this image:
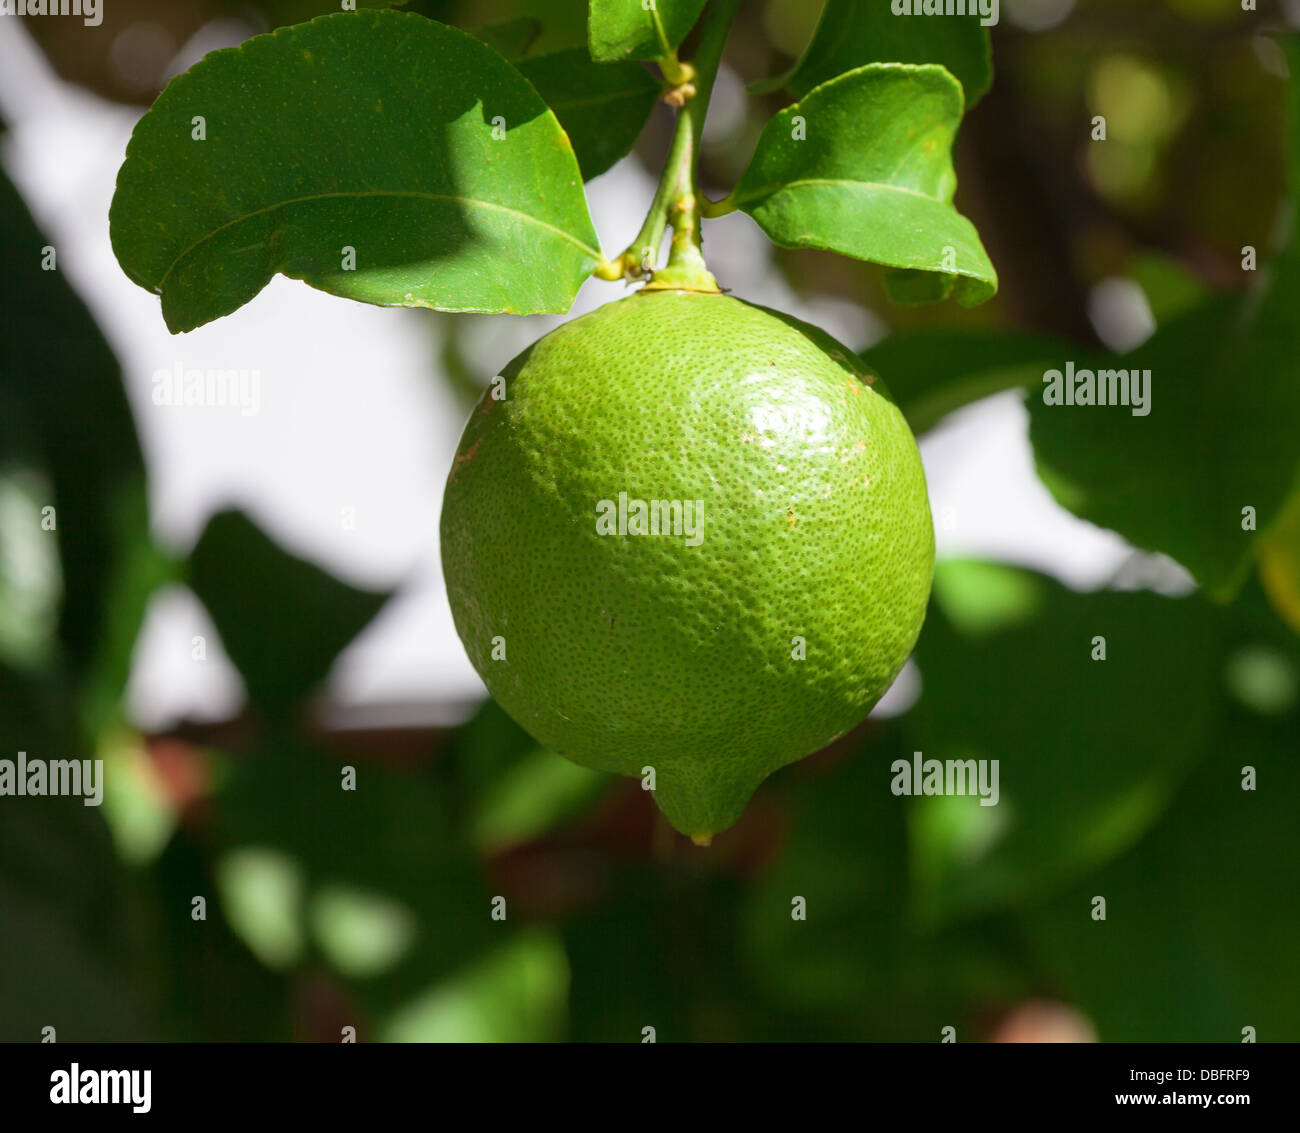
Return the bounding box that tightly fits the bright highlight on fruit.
[441,290,935,840]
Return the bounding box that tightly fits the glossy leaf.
[729,65,996,306]
[768,0,992,108]
[517,50,661,179]
[588,0,707,62]
[110,10,601,332]
[188,510,391,722]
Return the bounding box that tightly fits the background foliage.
[2,0,1298,1041]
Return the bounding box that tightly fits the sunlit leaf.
[729,65,996,306]
[110,10,601,331]
[763,0,992,109]
[588,0,707,63]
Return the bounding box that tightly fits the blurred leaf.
[150,822,294,1040]
[739,729,911,1016]
[0,158,164,708]
[863,328,1063,433]
[379,928,567,1041]
[1025,700,1300,1040]
[188,510,391,722]
[309,883,418,978]
[472,16,543,59]
[1028,294,1299,599]
[762,0,992,109]
[516,50,661,179]
[109,10,601,332]
[730,66,996,307]
[0,665,155,1040]
[449,699,611,853]
[739,726,1023,1035]
[1028,40,1300,598]
[0,469,60,669]
[908,563,1224,922]
[588,0,707,63]
[213,738,494,1015]
[448,697,543,797]
[392,0,456,18]
[1258,481,1300,633]
[471,745,607,852]
[215,847,305,970]
[564,867,794,1041]
[1127,250,1209,325]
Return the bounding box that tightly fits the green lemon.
[441,290,934,841]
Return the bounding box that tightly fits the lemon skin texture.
[441,290,934,840]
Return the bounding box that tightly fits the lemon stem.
[615,0,738,292]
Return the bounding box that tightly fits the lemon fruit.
[441,290,934,841]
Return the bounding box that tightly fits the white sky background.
[0,14,1179,732]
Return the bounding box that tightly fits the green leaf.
[1259,481,1300,633]
[110,10,601,332]
[1029,291,1299,598]
[739,727,913,1018]
[728,64,997,307]
[188,510,391,721]
[770,0,993,109]
[0,163,164,700]
[1127,250,1209,325]
[1027,39,1300,598]
[213,736,499,1019]
[0,159,170,732]
[379,929,568,1042]
[588,0,707,62]
[150,827,294,1040]
[472,17,543,60]
[471,745,607,852]
[516,50,661,179]
[908,563,1224,922]
[0,665,157,1040]
[863,329,1061,432]
[739,725,1020,1035]
[1024,699,1300,1040]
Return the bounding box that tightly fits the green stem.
[646,0,737,291]
[700,190,738,218]
[606,0,739,291]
